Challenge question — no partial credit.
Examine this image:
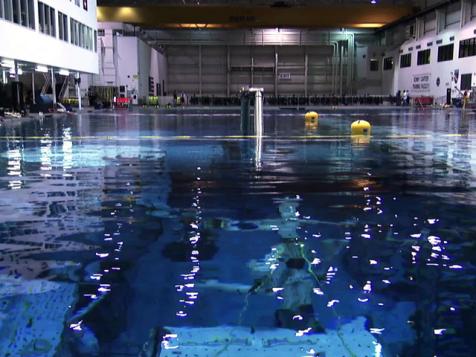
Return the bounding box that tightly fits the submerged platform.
[0,277,76,357]
[159,317,379,357]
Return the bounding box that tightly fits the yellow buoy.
[305,120,318,133]
[351,120,371,136]
[305,111,319,121]
[351,135,371,146]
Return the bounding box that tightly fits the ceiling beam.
[97,5,416,29]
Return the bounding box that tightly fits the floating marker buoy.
[351,120,371,136]
[305,111,319,121]
[351,135,371,145]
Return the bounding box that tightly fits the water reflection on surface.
[0,109,475,356]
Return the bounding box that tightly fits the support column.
[254,90,263,137]
[274,47,278,97]
[32,72,36,104]
[51,68,56,105]
[254,89,263,171]
[415,17,424,40]
[198,45,202,96]
[251,56,254,87]
[304,50,308,97]
[332,43,336,94]
[346,37,353,95]
[14,61,20,112]
[76,72,82,111]
[339,44,343,96]
[461,0,471,27]
[435,10,445,34]
[14,61,19,81]
[226,46,230,97]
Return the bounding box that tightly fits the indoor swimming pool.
[0,108,475,357]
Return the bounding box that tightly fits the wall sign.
[412,73,431,92]
[278,73,291,80]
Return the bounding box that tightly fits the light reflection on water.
[0,109,474,356]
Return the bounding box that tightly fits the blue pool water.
[0,108,475,356]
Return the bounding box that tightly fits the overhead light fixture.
[352,23,385,28]
[58,69,70,76]
[370,0,377,4]
[1,59,14,68]
[36,65,48,73]
[17,68,23,75]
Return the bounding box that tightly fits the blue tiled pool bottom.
[0,108,475,356]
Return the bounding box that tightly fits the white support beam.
[76,72,82,110]
[274,46,278,97]
[251,55,254,88]
[32,72,35,104]
[304,50,308,97]
[226,46,230,97]
[198,45,202,96]
[51,68,56,105]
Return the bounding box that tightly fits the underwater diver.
[198,197,357,332]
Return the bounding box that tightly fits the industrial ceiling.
[97,2,421,29]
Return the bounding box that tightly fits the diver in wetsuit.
[202,197,357,332]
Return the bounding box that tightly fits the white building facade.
[82,22,167,104]
[395,20,476,102]
[0,0,98,76]
[356,0,476,102]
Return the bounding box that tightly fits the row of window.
[58,11,68,41]
[0,0,35,29]
[459,37,476,58]
[74,0,88,11]
[38,1,55,37]
[368,57,394,71]
[1,1,95,52]
[399,36,476,68]
[70,18,96,52]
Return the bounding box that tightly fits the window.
[0,0,32,28]
[438,43,453,61]
[400,53,411,68]
[461,73,472,90]
[383,57,393,70]
[2,0,12,21]
[369,59,379,71]
[50,7,55,37]
[27,0,34,28]
[44,3,49,33]
[38,2,44,32]
[94,30,97,52]
[20,0,27,26]
[38,1,55,37]
[70,18,95,51]
[12,0,19,24]
[58,12,68,41]
[417,49,430,65]
[97,29,105,36]
[459,37,476,58]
